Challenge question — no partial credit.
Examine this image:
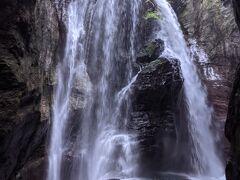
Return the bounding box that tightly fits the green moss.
[142,59,164,73]
[145,42,157,56]
[144,10,160,20]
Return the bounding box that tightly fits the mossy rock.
[137,39,165,64]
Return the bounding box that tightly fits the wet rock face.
[225,1,240,179]
[0,0,60,179]
[225,65,240,180]
[233,0,240,29]
[138,0,160,44]
[130,57,184,175]
[136,39,164,64]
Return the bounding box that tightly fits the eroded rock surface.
[225,1,240,179]
[136,39,164,64]
[131,54,184,175]
[225,65,240,180]
[0,0,61,179]
[127,1,190,176]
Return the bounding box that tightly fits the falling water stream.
[48,0,140,180]
[47,1,90,180]
[48,0,225,180]
[155,0,225,179]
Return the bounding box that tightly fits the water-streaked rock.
[0,0,61,179]
[130,57,184,175]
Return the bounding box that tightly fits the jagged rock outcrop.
[225,1,240,179]
[131,58,183,174]
[138,0,160,44]
[0,0,62,179]
[136,39,165,64]
[130,37,185,175]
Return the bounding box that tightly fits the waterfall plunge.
[155,0,225,179]
[48,0,141,180]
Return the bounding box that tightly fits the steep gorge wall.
[0,0,63,179]
[225,0,240,179]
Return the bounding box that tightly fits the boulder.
[130,57,184,175]
[136,39,165,64]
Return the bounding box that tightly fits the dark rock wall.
[233,0,240,29]
[131,8,188,172]
[226,65,240,180]
[0,0,61,179]
[131,58,184,176]
[225,1,240,179]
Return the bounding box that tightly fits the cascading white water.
[48,0,141,180]
[48,0,226,179]
[154,0,225,179]
[83,1,141,179]
[47,1,90,180]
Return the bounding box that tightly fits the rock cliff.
[226,64,240,180]
[129,26,189,175]
[225,0,240,179]
[131,57,184,176]
[0,0,61,179]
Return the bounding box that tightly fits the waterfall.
[48,0,226,179]
[155,0,225,179]
[47,1,90,180]
[48,0,141,180]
